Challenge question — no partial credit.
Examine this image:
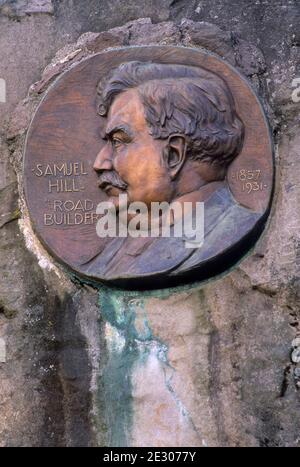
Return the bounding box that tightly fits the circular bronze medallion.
[23,46,274,288]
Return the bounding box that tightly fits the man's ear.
[163,134,187,180]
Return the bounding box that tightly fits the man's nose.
[93,144,113,172]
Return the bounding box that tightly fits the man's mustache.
[98,171,128,191]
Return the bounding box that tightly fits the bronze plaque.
[23,46,274,288]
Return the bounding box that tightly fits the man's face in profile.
[93,88,174,210]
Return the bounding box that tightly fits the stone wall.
[0,0,299,447]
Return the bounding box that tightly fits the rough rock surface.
[0,1,299,447]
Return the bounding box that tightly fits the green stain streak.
[99,287,152,341]
[100,334,138,447]
[98,287,156,446]
[68,277,204,446]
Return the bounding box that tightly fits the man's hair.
[96,61,244,168]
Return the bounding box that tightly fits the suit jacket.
[82,184,261,282]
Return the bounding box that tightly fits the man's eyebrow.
[105,124,133,138]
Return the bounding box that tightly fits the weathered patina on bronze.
[23,46,274,288]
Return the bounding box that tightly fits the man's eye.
[112,138,123,148]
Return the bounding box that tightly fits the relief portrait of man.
[82,61,261,285]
